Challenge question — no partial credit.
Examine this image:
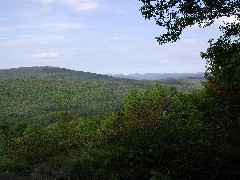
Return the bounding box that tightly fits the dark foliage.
[139,0,240,44]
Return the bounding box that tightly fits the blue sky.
[0,0,235,74]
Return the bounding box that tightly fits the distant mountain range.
[111,72,205,80]
[0,66,204,125]
[0,66,204,80]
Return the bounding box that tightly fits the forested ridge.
[0,66,202,125]
[0,66,115,79]
[0,66,206,179]
[0,63,239,179]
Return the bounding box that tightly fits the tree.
[201,34,240,135]
[139,2,240,176]
[139,0,240,142]
[139,0,240,44]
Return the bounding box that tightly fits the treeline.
[0,66,115,80]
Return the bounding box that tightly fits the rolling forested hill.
[0,66,203,125]
[3,67,237,180]
[0,66,117,80]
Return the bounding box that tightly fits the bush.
[95,85,240,179]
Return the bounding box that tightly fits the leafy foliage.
[1,83,240,179]
[138,1,240,178]
[1,66,240,179]
[67,86,239,179]
[140,0,240,44]
[201,36,240,148]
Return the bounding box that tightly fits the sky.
[0,0,236,74]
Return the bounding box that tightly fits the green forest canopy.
[0,66,202,125]
[1,1,240,178]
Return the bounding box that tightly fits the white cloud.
[43,22,86,30]
[32,0,99,11]
[190,16,239,30]
[61,0,99,11]
[0,27,10,31]
[26,52,74,63]
[111,36,121,41]
[1,35,64,46]
[215,16,240,26]
[0,22,86,32]
[33,0,55,4]
[0,37,7,40]
[29,52,65,59]
[29,35,64,42]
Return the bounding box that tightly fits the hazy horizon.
[0,66,205,76]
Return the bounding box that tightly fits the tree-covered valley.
[0,66,202,125]
[0,64,239,179]
[0,66,206,179]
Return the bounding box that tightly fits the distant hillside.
[112,72,204,80]
[0,67,153,125]
[0,67,203,125]
[0,66,118,80]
